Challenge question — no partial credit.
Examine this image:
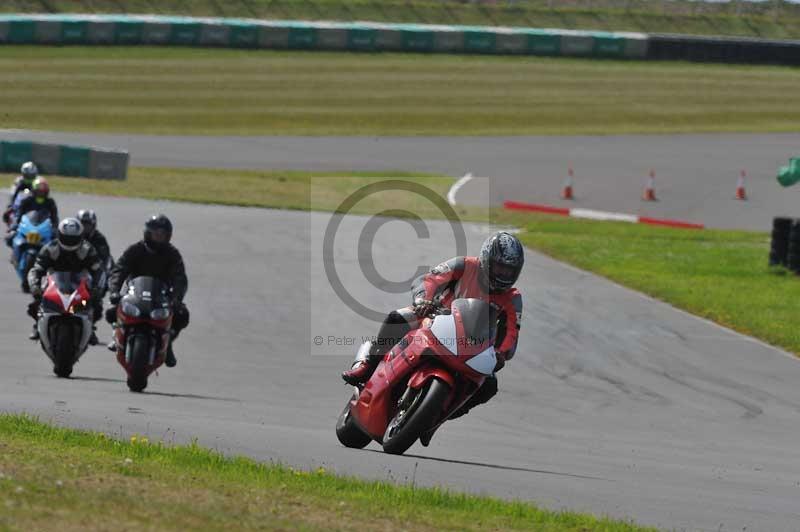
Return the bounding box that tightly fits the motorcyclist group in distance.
[6,162,189,367]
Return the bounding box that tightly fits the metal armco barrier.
[0,14,649,59]
[0,140,128,180]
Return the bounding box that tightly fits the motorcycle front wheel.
[126,335,150,393]
[52,320,77,378]
[382,378,450,455]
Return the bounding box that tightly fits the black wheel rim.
[385,387,424,440]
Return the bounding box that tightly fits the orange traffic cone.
[736,170,747,200]
[642,169,657,201]
[561,166,574,200]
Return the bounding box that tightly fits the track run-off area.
[5,130,800,230]
[1,183,800,530]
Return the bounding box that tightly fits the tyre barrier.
[0,14,648,59]
[0,140,128,180]
[3,14,800,65]
[769,216,792,268]
[649,33,800,66]
[787,219,800,274]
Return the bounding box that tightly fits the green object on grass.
[777,157,800,187]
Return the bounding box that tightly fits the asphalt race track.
[5,130,800,230]
[3,192,800,531]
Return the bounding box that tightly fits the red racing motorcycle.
[37,271,93,378]
[112,276,173,392]
[336,298,498,455]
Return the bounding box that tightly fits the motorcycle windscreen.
[126,276,169,310]
[451,299,496,347]
[22,210,45,226]
[50,271,86,294]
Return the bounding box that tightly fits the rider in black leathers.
[77,209,112,344]
[106,214,189,368]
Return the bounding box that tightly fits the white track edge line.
[447,172,473,206]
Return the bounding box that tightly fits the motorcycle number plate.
[26,232,40,244]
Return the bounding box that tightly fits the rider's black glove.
[493,358,506,373]
[413,298,436,318]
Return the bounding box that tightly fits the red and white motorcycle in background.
[37,271,93,378]
[336,298,498,455]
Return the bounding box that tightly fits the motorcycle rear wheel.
[126,335,150,393]
[52,322,76,378]
[336,392,372,449]
[382,378,450,455]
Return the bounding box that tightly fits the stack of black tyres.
[788,219,800,273]
[770,217,793,268]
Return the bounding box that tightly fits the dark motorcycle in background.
[37,271,93,378]
[112,276,173,392]
[336,298,499,455]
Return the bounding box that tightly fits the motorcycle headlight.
[150,308,171,320]
[121,301,141,318]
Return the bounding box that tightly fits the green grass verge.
[3,46,800,136]
[6,0,800,39]
[514,215,800,354]
[2,168,479,220]
[0,414,653,531]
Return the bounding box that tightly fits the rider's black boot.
[88,326,99,346]
[164,330,178,368]
[420,425,439,447]
[165,342,177,368]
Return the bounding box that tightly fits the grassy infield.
[3,47,800,135]
[0,37,797,532]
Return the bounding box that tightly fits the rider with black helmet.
[77,209,112,338]
[341,231,525,446]
[27,218,103,340]
[106,214,189,368]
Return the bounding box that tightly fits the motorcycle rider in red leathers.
[342,231,524,445]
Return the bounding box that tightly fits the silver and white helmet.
[57,218,84,251]
[21,161,38,181]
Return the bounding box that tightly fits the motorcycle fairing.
[351,330,435,440]
[12,214,52,280]
[464,345,497,375]
[114,276,172,379]
[348,298,498,445]
[38,273,92,360]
